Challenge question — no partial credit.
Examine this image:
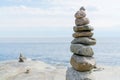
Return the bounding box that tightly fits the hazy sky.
[0,0,120,37]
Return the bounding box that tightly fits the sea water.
[0,37,120,66]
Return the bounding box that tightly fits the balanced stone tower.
[66,7,96,80]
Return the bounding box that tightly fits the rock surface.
[75,18,90,26]
[70,44,94,56]
[0,60,120,80]
[71,37,96,45]
[80,7,86,11]
[73,25,94,32]
[0,60,66,80]
[75,10,86,19]
[72,32,93,38]
[70,54,96,71]
[66,67,94,80]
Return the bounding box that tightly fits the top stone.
[75,7,86,19]
[80,6,85,11]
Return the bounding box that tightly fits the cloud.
[0,0,120,29]
[0,5,73,16]
[0,5,75,28]
[0,0,120,37]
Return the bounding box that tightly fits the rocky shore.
[0,60,120,80]
[0,60,66,80]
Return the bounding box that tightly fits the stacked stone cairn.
[19,53,26,62]
[66,7,96,80]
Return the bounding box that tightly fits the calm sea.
[0,37,120,66]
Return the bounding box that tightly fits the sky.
[0,0,120,38]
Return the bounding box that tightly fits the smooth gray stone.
[75,10,86,19]
[71,37,96,45]
[70,44,94,56]
[70,54,96,72]
[73,25,94,32]
[75,18,90,26]
[66,67,95,80]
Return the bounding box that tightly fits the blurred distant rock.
[19,53,26,62]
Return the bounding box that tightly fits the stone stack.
[66,7,96,80]
[19,53,26,62]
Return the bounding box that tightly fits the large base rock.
[70,54,96,72]
[70,44,94,56]
[71,37,96,45]
[66,67,94,80]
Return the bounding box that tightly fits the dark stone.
[80,6,86,11]
[19,53,26,62]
